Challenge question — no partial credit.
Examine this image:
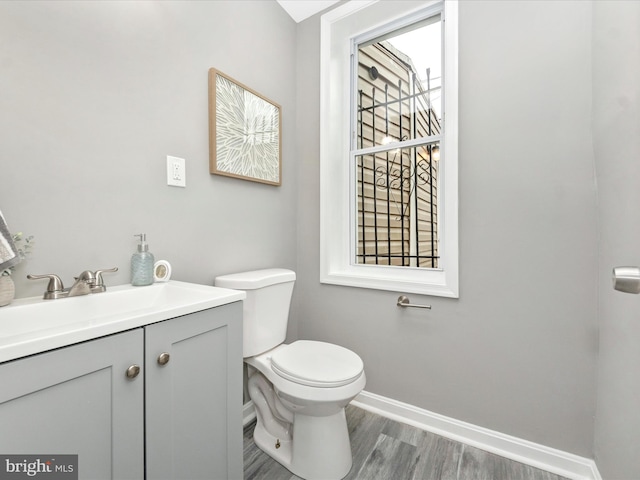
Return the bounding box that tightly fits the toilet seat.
[271,340,364,388]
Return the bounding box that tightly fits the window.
[320,0,458,297]
[355,15,442,268]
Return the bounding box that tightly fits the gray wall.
[592,1,640,479]
[0,1,297,298]
[296,0,598,457]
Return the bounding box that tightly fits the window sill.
[320,264,458,297]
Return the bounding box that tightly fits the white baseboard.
[351,391,602,480]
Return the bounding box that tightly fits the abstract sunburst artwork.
[209,69,281,185]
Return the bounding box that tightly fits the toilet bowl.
[214,269,366,480]
[247,341,365,479]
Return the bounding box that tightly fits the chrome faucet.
[28,267,118,300]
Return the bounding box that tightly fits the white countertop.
[0,281,245,363]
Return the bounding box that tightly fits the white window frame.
[319,0,458,297]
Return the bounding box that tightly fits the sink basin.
[0,281,245,363]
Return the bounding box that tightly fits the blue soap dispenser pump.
[131,233,155,286]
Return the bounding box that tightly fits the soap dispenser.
[131,234,155,286]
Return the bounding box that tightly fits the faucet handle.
[27,274,64,299]
[94,267,118,290]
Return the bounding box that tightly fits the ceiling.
[276,0,340,23]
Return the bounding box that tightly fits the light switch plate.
[166,156,186,187]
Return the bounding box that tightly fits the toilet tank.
[214,269,296,358]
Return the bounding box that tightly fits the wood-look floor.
[243,405,570,480]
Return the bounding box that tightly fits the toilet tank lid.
[215,268,296,290]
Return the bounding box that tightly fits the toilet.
[215,268,366,480]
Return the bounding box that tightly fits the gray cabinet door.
[0,329,144,479]
[145,302,243,480]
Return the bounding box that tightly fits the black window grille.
[356,41,440,268]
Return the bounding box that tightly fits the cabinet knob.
[157,352,170,366]
[126,364,141,379]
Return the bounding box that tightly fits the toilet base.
[252,409,353,480]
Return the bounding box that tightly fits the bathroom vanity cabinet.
[0,302,243,480]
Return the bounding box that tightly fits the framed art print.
[208,68,282,186]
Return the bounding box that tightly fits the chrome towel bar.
[397,295,431,309]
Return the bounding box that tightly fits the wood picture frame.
[208,68,282,186]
